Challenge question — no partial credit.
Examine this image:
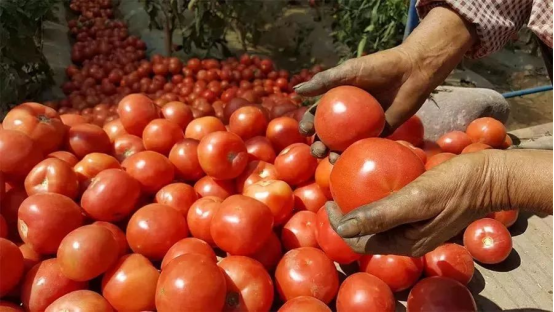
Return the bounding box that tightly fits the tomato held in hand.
[336,272,395,312]
[274,143,318,186]
[65,123,112,158]
[187,196,222,246]
[436,131,472,154]
[142,119,184,155]
[194,176,236,199]
[245,136,276,163]
[314,86,385,151]
[0,238,24,297]
[330,138,425,213]
[487,209,519,228]
[122,151,174,194]
[45,290,113,312]
[316,207,361,264]
[278,296,331,312]
[424,152,456,170]
[243,180,294,225]
[155,183,198,216]
[423,243,474,284]
[386,115,424,147]
[169,138,205,181]
[396,140,427,164]
[465,117,506,148]
[24,158,79,199]
[266,117,304,153]
[117,94,159,136]
[0,129,44,183]
[359,254,424,292]
[281,210,318,250]
[463,218,512,264]
[161,237,216,269]
[407,277,477,312]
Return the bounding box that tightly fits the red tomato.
[407,277,477,312]
[316,207,361,264]
[18,193,84,255]
[266,117,304,152]
[155,254,226,312]
[330,138,425,213]
[243,179,294,225]
[161,237,216,269]
[74,153,120,190]
[184,116,226,141]
[229,106,268,140]
[45,290,113,312]
[60,114,88,127]
[3,102,65,154]
[122,151,174,194]
[103,119,127,142]
[274,143,318,186]
[218,256,274,311]
[359,254,424,292]
[0,238,24,297]
[0,129,44,183]
[281,210,318,250]
[250,231,283,271]
[126,204,188,260]
[294,181,327,213]
[278,296,331,312]
[93,221,129,257]
[47,151,79,167]
[102,253,159,311]
[0,301,23,312]
[463,218,512,264]
[57,225,119,281]
[211,195,274,255]
[155,183,198,216]
[1,187,27,241]
[421,140,442,159]
[424,152,456,170]
[336,272,395,312]
[187,196,222,246]
[386,115,424,147]
[396,140,427,164]
[461,142,492,154]
[245,136,276,163]
[501,134,513,149]
[24,158,79,199]
[113,133,145,162]
[436,131,472,154]
[424,243,474,285]
[487,209,519,228]
[314,86,385,151]
[66,123,112,158]
[0,215,6,239]
[117,94,159,136]
[19,243,42,272]
[169,138,205,181]
[275,247,339,303]
[161,101,193,129]
[21,259,87,312]
[142,119,184,155]
[235,160,278,193]
[197,131,248,180]
[465,117,506,148]
[315,157,333,199]
[194,176,236,199]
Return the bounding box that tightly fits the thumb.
[293,60,356,96]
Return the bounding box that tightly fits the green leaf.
[357,36,367,57]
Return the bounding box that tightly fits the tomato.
[211,195,273,255]
[155,183,198,217]
[314,157,333,199]
[275,247,339,303]
[278,296,331,312]
[0,301,24,312]
[117,93,159,136]
[74,153,120,190]
[24,158,79,199]
[93,221,129,257]
[421,140,442,159]
[501,134,513,149]
[102,254,159,311]
[0,238,24,297]
[3,102,65,154]
[331,138,425,213]
[407,277,477,312]
[281,210,318,250]
[243,180,294,225]
[235,161,278,193]
[465,117,506,148]
[19,243,42,272]
[184,116,226,141]
[161,237,216,269]
[142,118,184,155]
[314,86,385,151]
[396,140,427,164]
[186,197,221,246]
[0,129,44,183]
[463,218,512,264]
[18,193,84,255]
[294,181,327,213]
[423,243,474,285]
[316,207,361,264]
[266,117,304,152]
[0,188,26,241]
[122,151,174,194]
[218,256,274,312]
[21,259,87,312]
[113,133,145,162]
[126,203,188,260]
[336,272,395,312]
[167,139,203,181]
[198,131,248,180]
[194,176,235,199]
[47,151,79,166]
[245,136,276,163]
[487,209,519,228]
[161,101,193,129]
[155,254,226,312]
[66,123,112,158]
[386,115,424,147]
[0,215,6,239]
[275,143,318,186]
[103,119,127,142]
[228,106,268,140]
[461,142,492,154]
[359,254,424,292]
[424,152,456,170]
[436,131,472,154]
[45,290,113,312]
[60,113,88,127]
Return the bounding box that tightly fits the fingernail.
[293,82,306,90]
[337,219,360,237]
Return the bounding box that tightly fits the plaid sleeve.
[416,0,551,58]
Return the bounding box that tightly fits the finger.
[382,82,428,134]
[299,102,318,136]
[293,61,356,96]
[310,140,328,158]
[341,225,420,256]
[325,201,343,232]
[328,152,340,164]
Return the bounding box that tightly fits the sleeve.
[416,0,534,59]
[527,0,553,48]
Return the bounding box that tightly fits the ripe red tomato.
[0,238,24,297]
[424,152,456,170]
[126,203,188,260]
[487,209,519,228]
[315,157,333,199]
[465,117,506,148]
[161,101,193,129]
[155,183,198,216]
[407,277,477,312]
[249,231,282,271]
[155,254,227,312]
[278,296,331,312]
[281,210,318,250]
[243,179,294,225]
[294,181,327,213]
[336,272,395,312]
[316,207,361,264]
[66,123,112,158]
[142,118,184,155]
[93,221,129,257]
[122,151,174,194]
[211,195,274,255]
[314,86,385,151]
[424,243,474,284]
[47,151,79,167]
[0,129,44,183]
[113,133,145,162]
[274,143,318,186]
[266,117,305,152]
[501,134,513,149]
[421,140,442,159]
[18,242,42,273]
[235,160,278,193]
[461,142,492,154]
[275,247,339,304]
[45,290,113,312]
[463,218,512,264]
[117,94,159,136]
[102,254,159,311]
[18,193,84,255]
[330,138,425,213]
[74,153,121,190]
[103,119,127,142]
[169,138,205,181]
[386,115,424,147]
[57,224,119,281]
[194,176,236,199]
[197,131,248,180]
[228,105,268,140]
[436,131,472,154]
[24,158,79,199]
[186,197,221,246]
[0,187,27,241]
[161,237,216,269]
[245,136,276,163]
[396,140,427,164]
[184,116,226,141]
[60,113,88,127]
[359,254,424,292]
